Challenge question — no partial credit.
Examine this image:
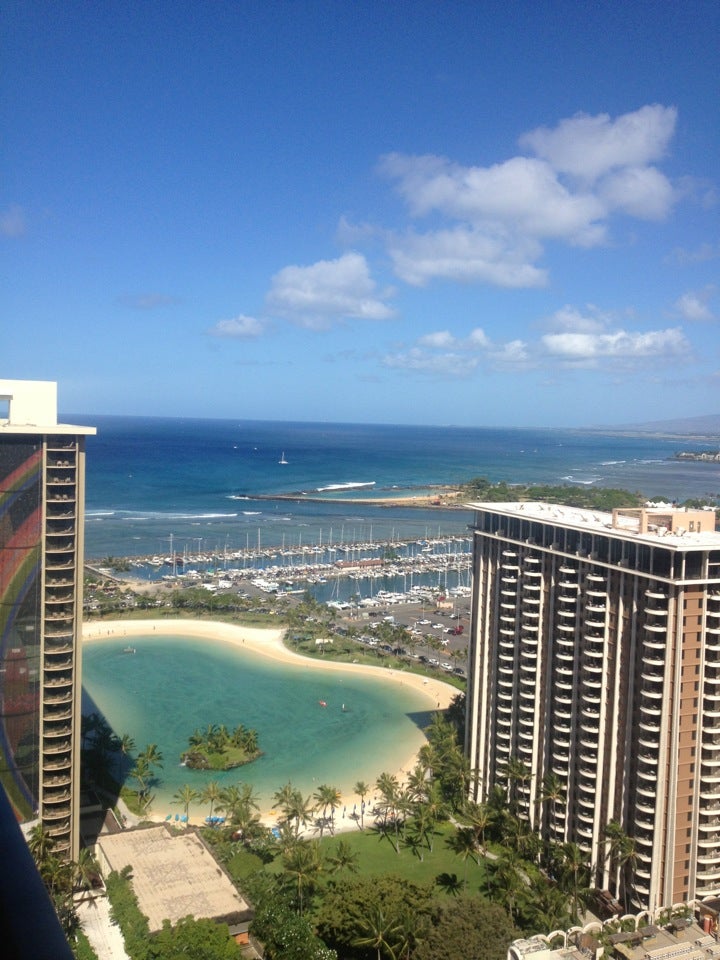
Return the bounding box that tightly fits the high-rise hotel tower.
[0,379,94,860]
[465,500,720,911]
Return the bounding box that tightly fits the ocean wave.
[316,481,376,492]
[242,511,262,515]
[562,475,601,485]
[228,495,251,500]
[600,461,626,466]
[119,511,240,521]
[86,510,117,517]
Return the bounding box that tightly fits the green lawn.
[266,820,490,894]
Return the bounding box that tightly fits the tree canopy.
[414,894,519,960]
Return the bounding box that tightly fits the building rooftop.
[96,825,252,934]
[467,500,720,551]
[0,378,95,436]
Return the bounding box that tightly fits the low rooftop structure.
[95,825,252,939]
[467,500,720,550]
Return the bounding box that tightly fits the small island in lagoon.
[181,723,262,771]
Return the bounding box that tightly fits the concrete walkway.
[76,895,129,960]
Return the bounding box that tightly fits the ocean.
[79,415,720,561]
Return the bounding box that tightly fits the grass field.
[251,820,491,894]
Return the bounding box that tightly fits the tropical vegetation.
[181,722,262,770]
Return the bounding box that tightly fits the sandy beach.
[82,618,457,830]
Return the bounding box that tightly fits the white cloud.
[208,314,266,338]
[119,292,181,310]
[665,243,720,265]
[488,339,531,366]
[547,304,613,334]
[520,104,677,182]
[387,226,548,288]
[267,251,395,329]
[0,204,27,237]
[380,153,606,242]
[377,105,680,290]
[674,287,716,322]
[599,165,675,220]
[418,327,490,350]
[542,327,690,364]
[382,347,480,377]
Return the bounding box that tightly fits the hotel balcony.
[45,591,75,606]
[42,740,72,756]
[637,767,659,786]
[557,608,577,621]
[45,557,76,571]
[644,604,668,617]
[576,823,594,843]
[45,820,71,838]
[645,589,668,600]
[43,689,72,707]
[44,656,73,672]
[641,668,664,685]
[635,783,657,802]
[42,720,72,737]
[559,580,579,590]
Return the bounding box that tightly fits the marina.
[90,533,475,609]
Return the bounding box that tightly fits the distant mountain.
[594,414,720,437]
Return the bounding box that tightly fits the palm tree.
[326,838,359,875]
[28,824,57,872]
[286,789,314,838]
[467,801,491,854]
[501,755,534,816]
[447,825,477,888]
[354,780,369,829]
[273,780,296,818]
[604,820,638,912]
[74,848,100,900]
[539,771,566,840]
[490,848,524,922]
[313,783,342,835]
[242,728,258,754]
[282,840,322,916]
[130,754,150,799]
[172,784,199,822]
[139,742,164,769]
[353,903,402,960]
[560,841,590,922]
[201,780,222,820]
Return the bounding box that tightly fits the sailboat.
[279,451,288,464]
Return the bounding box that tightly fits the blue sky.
[3,1,719,427]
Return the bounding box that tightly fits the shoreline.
[82,618,457,830]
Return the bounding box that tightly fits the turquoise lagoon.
[82,634,435,816]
